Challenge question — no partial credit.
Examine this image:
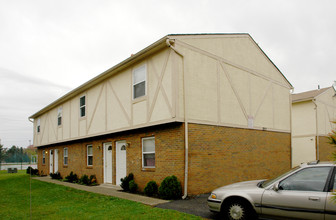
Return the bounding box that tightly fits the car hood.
[213,180,264,192]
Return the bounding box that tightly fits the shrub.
[89,175,97,186]
[120,173,134,191]
[158,175,182,200]
[26,166,38,175]
[64,171,78,183]
[79,174,90,185]
[144,180,158,197]
[50,172,62,180]
[129,180,138,193]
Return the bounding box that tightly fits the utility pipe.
[166,39,189,199]
[312,99,319,160]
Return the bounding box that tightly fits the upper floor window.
[37,118,41,133]
[57,107,62,126]
[80,96,86,117]
[63,147,68,165]
[87,145,93,166]
[142,137,155,168]
[133,65,146,99]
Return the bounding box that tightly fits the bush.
[64,171,78,183]
[120,173,134,191]
[79,174,90,185]
[50,172,62,180]
[89,175,97,186]
[26,166,38,175]
[158,175,182,200]
[144,180,158,197]
[129,180,138,193]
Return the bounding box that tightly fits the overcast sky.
[0,0,335,148]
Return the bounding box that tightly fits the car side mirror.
[273,182,279,192]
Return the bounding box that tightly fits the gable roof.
[29,33,292,119]
[292,87,331,103]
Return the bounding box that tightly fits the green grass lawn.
[0,171,201,219]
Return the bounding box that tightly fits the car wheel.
[222,199,257,220]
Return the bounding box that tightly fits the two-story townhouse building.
[29,33,293,195]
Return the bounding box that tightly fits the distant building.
[292,86,336,167]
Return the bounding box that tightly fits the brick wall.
[37,122,291,195]
[37,123,186,191]
[187,123,291,194]
[318,136,334,161]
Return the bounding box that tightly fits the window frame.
[142,137,155,168]
[63,147,68,166]
[57,107,62,126]
[87,145,93,166]
[42,150,45,164]
[79,95,86,118]
[132,64,147,99]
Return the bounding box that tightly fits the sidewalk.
[33,176,169,206]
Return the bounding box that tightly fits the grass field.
[0,171,201,219]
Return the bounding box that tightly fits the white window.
[63,147,68,165]
[87,145,93,166]
[42,150,45,164]
[133,65,146,99]
[37,118,41,133]
[80,96,86,117]
[142,137,155,168]
[57,107,62,126]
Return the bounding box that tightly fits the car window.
[279,167,331,192]
[261,166,300,188]
[332,172,336,191]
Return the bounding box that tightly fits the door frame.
[54,149,58,173]
[103,142,113,184]
[116,140,127,186]
[49,149,54,174]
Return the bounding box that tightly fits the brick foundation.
[37,122,291,195]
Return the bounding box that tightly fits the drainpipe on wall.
[166,39,189,199]
[312,99,319,160]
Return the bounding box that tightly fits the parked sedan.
[208,161,336,220]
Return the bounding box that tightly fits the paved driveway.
[156,194,222,219]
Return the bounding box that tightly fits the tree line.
[0,145,35,163]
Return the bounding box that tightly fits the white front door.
[116,141,127,186]
[54,149,58,173]
[104,142,113,183]
[49,149,53,174]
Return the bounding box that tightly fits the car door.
[261,166,331,219]
[325,168,336,220]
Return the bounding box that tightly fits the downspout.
[166,39,189,199]
[312,99,319,160]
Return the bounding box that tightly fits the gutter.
[312,99,319,160]
[166,39,189,199]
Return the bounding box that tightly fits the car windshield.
[260,166,301,188]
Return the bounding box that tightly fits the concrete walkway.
[33,176,169,206]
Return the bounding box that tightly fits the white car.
[208,161,336,220]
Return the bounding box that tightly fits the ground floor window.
[63,147,68,165]
[142,137,155,168]
[42,150,45,164]
[87,145,93,166]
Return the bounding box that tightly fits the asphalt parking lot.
[156,193,222,219]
